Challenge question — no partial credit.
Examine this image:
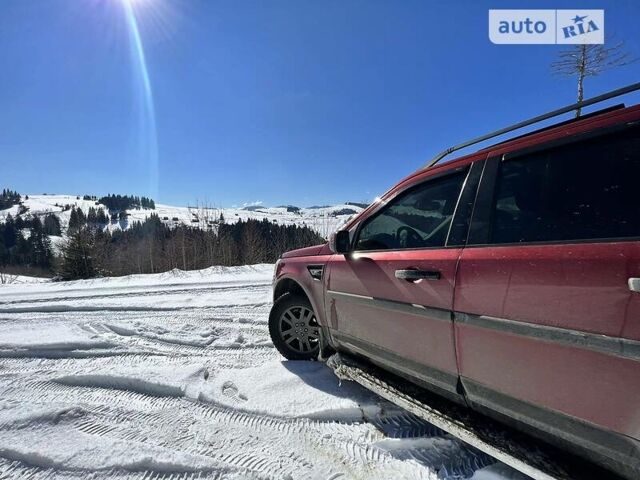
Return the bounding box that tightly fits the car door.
[454,124,640,469]
[325,161,482,398]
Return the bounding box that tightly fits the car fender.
[273,257,332,330]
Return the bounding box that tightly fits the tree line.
[59,215,324,279]
[0,211,324,279]
[1,188,324,280]
[0,189,21,210]
[0,214,57,272]
[68,206,112,229]
[98,194,155,212]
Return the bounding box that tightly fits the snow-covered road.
[0,265,523,480]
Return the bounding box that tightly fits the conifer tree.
[77,207,86,226]
[68,208,78,230]
[96,208,108,224]
[87,207,97,224]
[2,214,17,250]
[0,189,21,209]
[59,228,97,280]
[43,214,62,236]
[28,217,53,269]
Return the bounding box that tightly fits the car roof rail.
[423,82,640,169]
[484,103,626,149]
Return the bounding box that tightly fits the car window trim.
[464,236,640,249]
[469,122,640,247]
[446,159,485,247]
[467,155,499,246]
[350,165,471,254]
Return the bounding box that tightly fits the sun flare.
[121,0,159,200]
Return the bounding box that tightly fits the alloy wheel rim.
[279,306,320,353]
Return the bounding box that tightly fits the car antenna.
[424,81,640,169]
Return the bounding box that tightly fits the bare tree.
[551,41,635,117]
[0,272,18,285]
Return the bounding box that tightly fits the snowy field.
[0,265,523,480]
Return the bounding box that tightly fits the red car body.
[272,104,640,478]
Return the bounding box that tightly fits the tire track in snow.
[0,382,486,480]
[93,331,272,358]
[0,272,515,480]
[0,308,269,327]
[0,452,262,480]
[0,381,396,479]
[2,379,366,440]
[0,277,271,300]
[0,303,271,314]
[1,378,448,479]
[0,283,271,307]
[0,349,278,376]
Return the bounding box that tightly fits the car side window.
[491,128,640,244]
[354,172,466,251]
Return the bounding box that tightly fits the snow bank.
[67,263,274,288]
[0,263,274,294]
[0,264,275,312]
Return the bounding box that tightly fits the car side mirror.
[330,230,351,254]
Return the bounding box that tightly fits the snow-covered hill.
[0,194,366,238]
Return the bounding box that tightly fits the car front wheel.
[269,292,320,360]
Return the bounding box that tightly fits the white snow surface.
[0,323,113,351]
[0,194,364,238]
[0,274,48,285]
[0,265,524,480]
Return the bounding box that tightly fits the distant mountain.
[0,194,364,239]
[345,201,370,209]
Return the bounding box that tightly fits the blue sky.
[1,0,639,207]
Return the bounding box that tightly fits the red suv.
[268,95,640,478]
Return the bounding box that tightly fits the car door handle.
[629,278,640,293]
[395,269,441,282]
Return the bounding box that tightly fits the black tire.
[269,292,320,360]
